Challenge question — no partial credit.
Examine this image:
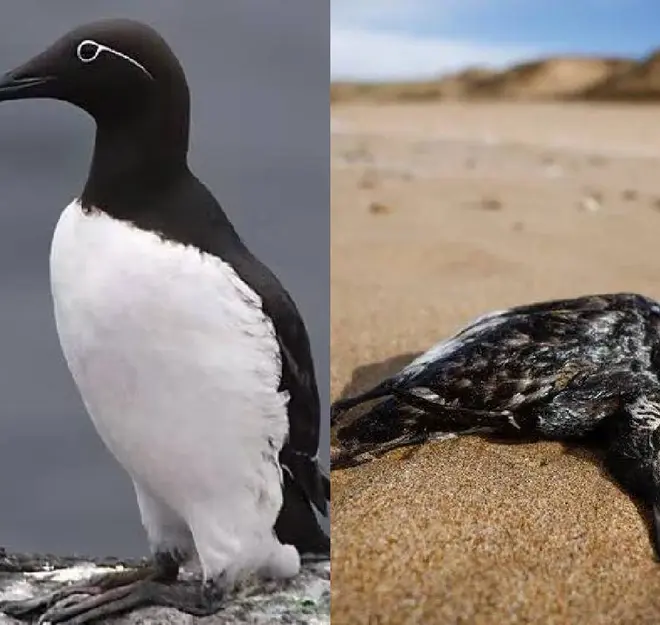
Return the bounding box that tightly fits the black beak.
[0,72,55,102]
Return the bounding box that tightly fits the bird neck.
[81,102,191,214]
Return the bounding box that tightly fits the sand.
[331,101,660,624]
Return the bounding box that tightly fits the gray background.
[0,1,329,557]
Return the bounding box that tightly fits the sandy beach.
[331,101,660,624]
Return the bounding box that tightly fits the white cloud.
[331,0,537,82]
[331,28,538,82]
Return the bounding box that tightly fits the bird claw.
[1,577,225,623]
[0,566,157,623]
[0,585,98,619]
[35,582,146,624]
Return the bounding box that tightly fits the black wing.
[228,247,328,511]
[221,242,329,555]
[248,270,331,555]
[333,292,660,420]
[271,290,330,515]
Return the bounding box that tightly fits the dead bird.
[331,292,660,558]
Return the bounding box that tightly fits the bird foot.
[0,563,224,624]
[0,566,150,621]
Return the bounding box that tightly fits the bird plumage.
[0,18,328,622]
[332,293,660,555]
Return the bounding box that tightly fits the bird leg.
[32,577,224,624]
[0,551,226,624]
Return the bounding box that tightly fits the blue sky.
[331,0,660,81]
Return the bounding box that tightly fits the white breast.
[49,200,292,579]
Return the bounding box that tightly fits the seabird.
[332,292,660,559]
[0,18,329,623]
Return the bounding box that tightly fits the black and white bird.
[0,18,328,623]
[332,292,660,558]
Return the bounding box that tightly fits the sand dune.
[472,57,634,100]
[583,51,660,101]
[331,52,658,103]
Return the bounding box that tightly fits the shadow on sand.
[331,351,659,560]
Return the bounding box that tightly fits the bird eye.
[74,39,153,80]
[76,40,102,63]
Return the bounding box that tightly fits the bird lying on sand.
[332,292,660,559]
[0,18,328,625]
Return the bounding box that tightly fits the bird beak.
[0,70,55,102]
[0,46,58,102]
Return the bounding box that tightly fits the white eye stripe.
[75,39,154,80]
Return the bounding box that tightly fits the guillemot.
[332,292,660,559]
[0,18,329,624]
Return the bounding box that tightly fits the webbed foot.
[0,552,218,624]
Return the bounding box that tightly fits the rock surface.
[0,550,329,624]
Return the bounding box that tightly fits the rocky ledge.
[0,550,329,624]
